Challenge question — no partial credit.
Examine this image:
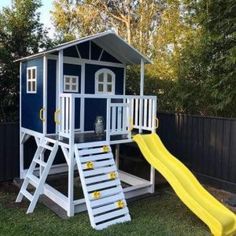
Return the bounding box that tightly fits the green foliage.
[176,0,236,117]
[0,0,52,122]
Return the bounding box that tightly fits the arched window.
[95,69,115,94]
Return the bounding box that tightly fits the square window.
[64,75,79,92]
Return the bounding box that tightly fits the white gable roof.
[16,30,151,65]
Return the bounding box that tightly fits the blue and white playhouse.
[16,31,157,229]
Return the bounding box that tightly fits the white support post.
[68,94,75,216]
[58,50,64,135]
[106,98,111,142]
[115,144,120,169]
[80,63,85,132]
[139,58,144,133]
[140,59,144,96]
[150,97,157,193]
[19,62,24,179]
[43,55,47,135]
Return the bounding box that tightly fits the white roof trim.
[15,30,152,64]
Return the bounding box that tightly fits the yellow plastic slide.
[133,133,236,236]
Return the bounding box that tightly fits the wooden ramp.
[75,142,131,230]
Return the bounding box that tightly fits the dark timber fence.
[157,112,236,192]
[1,114,236,192]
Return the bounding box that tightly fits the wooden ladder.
[16,137,58,213]
[75,142,131,230]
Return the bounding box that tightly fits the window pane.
[98,73,104,82]
[32,69,36,79]
[98,84,103,92]
[32,81,36,91]
[28,82,31,91]
[72,85,77,91]
[107,84,112,92]
[107,73,112,82]
[65,85,70,90]
[28,70,31,79]
[72,77,77,83]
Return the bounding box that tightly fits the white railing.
[58,93,73,138]
[127,97,157,131]
[57,93,157,142]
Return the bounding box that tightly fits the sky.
[0,0,55,38]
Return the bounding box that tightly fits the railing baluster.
[148,99,152,129]
[112,106,116,132]
[135,98,138,127]
[144,99,147,128]
[117,106,122,132]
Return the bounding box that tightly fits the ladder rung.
[41,144,53,151]
[27,174,40,187]
[21,189,33,202]
[34,159,47,168]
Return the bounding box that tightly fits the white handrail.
[58,93,157,142]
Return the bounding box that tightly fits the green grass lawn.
[0,183,209,236]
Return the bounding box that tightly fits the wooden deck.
[46,131,130,144]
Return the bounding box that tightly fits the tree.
[0,0,51,121]
[51,0,162,52]
[176,0,236,117]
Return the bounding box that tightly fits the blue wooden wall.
[21,40,125,134]
[84,64,124,131]
[21,57,44,133]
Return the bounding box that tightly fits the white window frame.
[95,68,115,94]
[63,75,79,93]
[26,66,37,94]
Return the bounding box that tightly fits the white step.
[84,166,117,177]
[41,143,53,151]
[34,159,47,168]
[80,153,112,163]
[87,179,120,192]
[82,159,114,170]
[21,189,33,201]
[89,186,121,201]
[27,174,40,187]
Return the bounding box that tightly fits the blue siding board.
[84,64,124,131]
[22,58,44,133]
[47,59,57,134]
